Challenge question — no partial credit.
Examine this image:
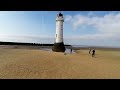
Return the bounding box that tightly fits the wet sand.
[0,46,120,79]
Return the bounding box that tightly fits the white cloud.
[0,34,54,43]
[65,33,117,40]
[65,15,72,22]
[65,12,120,36]
[65,12,120,34]
[64,12,120,46]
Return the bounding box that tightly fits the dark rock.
[52,42,66,52]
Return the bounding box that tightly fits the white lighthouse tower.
[52,12,65,52]
[56,12,64,43]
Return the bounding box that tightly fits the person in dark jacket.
[92,49,95,57]
[70,48,72,53]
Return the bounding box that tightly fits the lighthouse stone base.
[52,42,66,52]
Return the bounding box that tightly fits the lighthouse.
[52,12,66,52]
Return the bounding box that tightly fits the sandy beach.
[0,46,120,79]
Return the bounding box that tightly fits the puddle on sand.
[40,48,75,54]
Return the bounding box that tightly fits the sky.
[0,11,120,47]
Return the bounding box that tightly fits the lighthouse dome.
[58,12,63,16]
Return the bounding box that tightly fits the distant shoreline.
[0,45,120,51]
[0,41,120,51]
[0,41,71,46]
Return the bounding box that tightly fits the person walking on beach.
[92,49,95,57]
[89,48,91,54]
[70,48,72,53]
